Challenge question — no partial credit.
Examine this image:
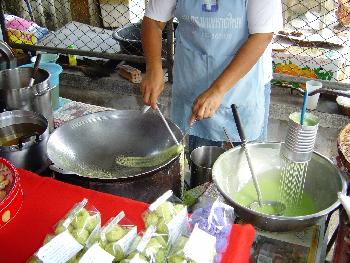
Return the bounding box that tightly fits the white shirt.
[145,0,283,34]
[145,0,283,83]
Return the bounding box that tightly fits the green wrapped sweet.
[68,224,74,233]
[54,220,66,235]
[144,212,159,227]
[126,252,148,262]
[43,234,55,245]
[157,219,168,234]
[27,256,41,263]
[104,243,124,261]
[154,248,166,263]
[172,236,188,253]
[168,255,186,263]
[85,214,99,232]
[155,202,175,223]
[66,255,78,263]
[143,235,168,263]
[71,228,89,245]
[105,225,127,242]
[71,209,90,229]
[167,236,194,263]
[154,236,167,248]
[143,201,186,235]
[174,204,186,214]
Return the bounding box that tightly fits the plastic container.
[22,62,63,110]
[67,44,77,66]
[306,80,322,110]
[31,53,59,64]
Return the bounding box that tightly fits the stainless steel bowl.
[212,142,347,232]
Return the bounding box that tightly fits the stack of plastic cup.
[306,80,322,110]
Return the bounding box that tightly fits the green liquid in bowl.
[233,171,316,217]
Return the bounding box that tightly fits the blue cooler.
[22,62,63,110]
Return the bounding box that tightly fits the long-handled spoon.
[28,53,42,88]
[231,104,285,216]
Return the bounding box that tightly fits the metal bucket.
[213,142,347,232]
[0,110,49,173]
[0,67,53,132]
[190,146,225,188]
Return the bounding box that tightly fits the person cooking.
[141,0,283,154]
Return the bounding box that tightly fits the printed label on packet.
[79,243,114,263]
[36,230,83,263]
[184,224,216,263]
[167,207,188,245]
[149,190,173,211]
[136,226,156,253]
[117,226,138,253]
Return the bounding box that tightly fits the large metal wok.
[213,142,347,232]
[47,110,183,179]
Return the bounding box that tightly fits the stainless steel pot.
[0,110,50,173]
[212,142,347,232]
[0,67,53,132]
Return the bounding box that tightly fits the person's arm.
[189,32,273,125]
[141,17,167,109]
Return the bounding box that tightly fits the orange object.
[118,64,142,84]
[337,0,350,27]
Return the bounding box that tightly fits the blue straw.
[300,89,308,125]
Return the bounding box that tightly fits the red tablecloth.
[0,169,255,263]
[0,169,148,263]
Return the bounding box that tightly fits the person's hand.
[189,86,225,125]
[140,67,164,109]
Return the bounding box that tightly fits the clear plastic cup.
[306,80,322,110]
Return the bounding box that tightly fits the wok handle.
[231,104,246,144]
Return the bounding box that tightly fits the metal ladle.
[141,105,179,145]
[231,104,286,216]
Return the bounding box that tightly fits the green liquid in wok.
[234,170,317,216]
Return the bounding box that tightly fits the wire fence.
[274,0,350,89]
[0,0,173,72]
[0,0,349,89]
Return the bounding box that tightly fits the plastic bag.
[5,14,49,41]
[167,235,193,263]
[190,199,235,262]
[28,199,101,263]
[167,223,217,263]
[122,226,169,263]
[79,211,138,262]
[142,190,189,244]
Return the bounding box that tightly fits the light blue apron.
[172,0,266,142]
